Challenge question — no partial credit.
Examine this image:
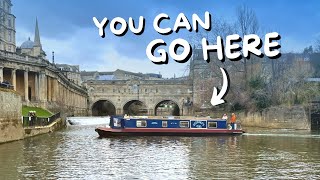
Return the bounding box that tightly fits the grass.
[22,106,53,118]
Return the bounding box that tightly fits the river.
[1,117,320,179]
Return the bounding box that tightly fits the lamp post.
[52,51,55,64]
[137,84,140,101]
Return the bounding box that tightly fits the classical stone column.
[0,66,3,82]
[148,109,154,116]
[67,89,69,106]
[52,79,58,102]
[11,69,16,91]
[47,77,51,102]
[24,70,29,102]
[39,71,47,102]
[63,88,66,104]
[116,108,123,115]
[34,73,39,101]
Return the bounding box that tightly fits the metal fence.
[0,82,14,89]
[22,112,61,127]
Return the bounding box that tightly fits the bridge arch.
[91,99,116,116]
[154,99,181,116]
[123,99,148,115]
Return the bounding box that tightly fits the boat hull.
[95,127,244,137]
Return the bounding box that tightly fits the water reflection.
[0,125,320,179]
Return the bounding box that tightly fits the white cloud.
[15,26,189,78]
[97,45,189,78]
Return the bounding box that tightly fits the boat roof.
[122,115,224,121]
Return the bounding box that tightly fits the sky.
[12,0,320,78]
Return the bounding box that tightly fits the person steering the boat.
[231,113,236,130]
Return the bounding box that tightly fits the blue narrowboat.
[95,115,244,137]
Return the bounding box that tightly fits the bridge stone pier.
[0,51,88,116]
[86,79,193,116]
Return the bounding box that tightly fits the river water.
[1,117,320,180]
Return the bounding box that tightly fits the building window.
[208,122,217,128]
[145,89,147,93]
[8,31,11,42]
[162,121,167,127]
[136,120,147,127]
[8,17,11,28]
[180,121,189,128]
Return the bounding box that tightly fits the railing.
[22,112,61,127]
[227,122,242,130]
[0,82,14,89]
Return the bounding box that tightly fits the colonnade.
[0,66,87,114]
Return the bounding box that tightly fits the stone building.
[0,0,15,52]
[16,19,46,58]
[80,69,163,81]
[189,49,221,108]
[55,63,82,85]
[80,71,99,82]
[0,1,88,116]
[189,48,246,109]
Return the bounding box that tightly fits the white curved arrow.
[210,67,229,106]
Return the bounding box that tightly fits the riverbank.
[238,106,310,130]
[0,89,65,144]
[24,118,65,138]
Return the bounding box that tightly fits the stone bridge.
[86,79,193,116]
[0,51,88,116]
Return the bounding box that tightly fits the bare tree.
[315,38,320,52]
[236,4,259,89]
[270,54,318,105]
[189,5,260,111]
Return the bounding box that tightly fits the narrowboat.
[95,115,245,137]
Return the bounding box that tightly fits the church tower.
[33,18,45,57]
[0,0,16,52]
[19,18,46,58]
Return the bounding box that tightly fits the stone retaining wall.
[1,89,66,144]
[24,118,65,138]
[0,89,24,143]
[238,106,310,130]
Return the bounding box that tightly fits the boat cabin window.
[180,121,189,128]
[208,122,217,128]
[162,121,167,127]
[113,118,122,127]
[136,120,147,127]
